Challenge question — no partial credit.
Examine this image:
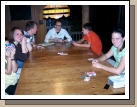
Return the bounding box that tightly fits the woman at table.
[92,27,125,75]
[9,27,29,79]
[5,37,18,95]
[9,27,29,68]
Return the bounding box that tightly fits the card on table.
[84,76,90,81]
[87,52,93,55]
[38,43,55,46]
[88,58,94,61]
[57,52,68,55]
[86,71,96,77]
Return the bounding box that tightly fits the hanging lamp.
[43,5,70,19]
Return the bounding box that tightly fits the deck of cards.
[58,52,68,55]
[86,71,96,77]
[84,76,90,81]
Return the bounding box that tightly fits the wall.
[5,5,46,44]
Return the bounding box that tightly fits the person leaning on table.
[92,27,125,75]
[24,21,45,52]
[72,23,102,56]
[44,19,72,43]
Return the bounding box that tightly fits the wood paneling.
[34,5,46,44]
[5,5,47,44]
[82,5,89,25]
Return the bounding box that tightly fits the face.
[82,28,88,35]
[55,22,62,31]
[13,29,23,43]
[31,24,38,35]
[111,32,125,48]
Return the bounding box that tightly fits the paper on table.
[38,43,55,46]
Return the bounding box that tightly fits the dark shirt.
[13,43,29,62]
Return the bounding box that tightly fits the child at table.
[72,23,102,56]
[5,37,18,95]
[92,27,125,75]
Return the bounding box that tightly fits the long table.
[15,42,125,95]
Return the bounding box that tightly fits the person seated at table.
[9,27,29,69]
[24,21,45,52]
[44,19,72,43]
[5,37,18,95]
[72,23,102,56]
[92,27,125,75]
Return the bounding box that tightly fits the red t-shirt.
[83,31,102,56]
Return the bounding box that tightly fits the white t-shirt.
[44,28,72,42]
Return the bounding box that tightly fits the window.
[9,5,31,20]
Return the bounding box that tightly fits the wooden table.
[15,42,125,95]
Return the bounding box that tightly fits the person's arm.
[92,56,125,75]
[72,39,90,48]
[64,30,72,42]
[26,43,32,52]
[44,30,53,43]
[5,57,12,75]
[75,38,85,44]
[92,49,113,64]
[10,48,18,73]
[98,49,113,61]
[15,43,29,62]
[21,37,29,53]
[77,42,91,48]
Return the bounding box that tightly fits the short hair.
[83,23,92,31]
[9,26,24,43]
[25,21,38,31]
[54,19,62,25]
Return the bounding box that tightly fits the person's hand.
[54,38,58,42]
[36,45,45,49]
[5,49,11,58]
[21,36,27,46]
[92,62,102,68]
[10,47,16,58]
[92,59,99,64]
[57,38,63,42]
[63,39,68,43]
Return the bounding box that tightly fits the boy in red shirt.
[72,23,102,56]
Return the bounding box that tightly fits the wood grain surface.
[15,42,125,95]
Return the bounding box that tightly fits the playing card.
[88,58,94,61]
[58,52,68,55]
[87,52,93,55]
[60,53,68,55]
[84,77,90,81]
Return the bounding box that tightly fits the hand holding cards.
[5,43,15,51]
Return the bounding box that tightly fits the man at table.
[24,21,45,52]
[44,19,72,43]
[72,23,102,56]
